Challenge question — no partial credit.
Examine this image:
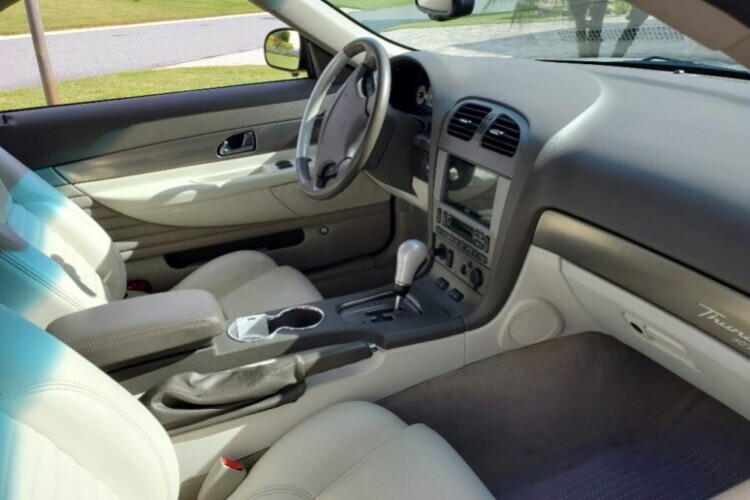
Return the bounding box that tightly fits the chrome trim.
[227,305,325,343]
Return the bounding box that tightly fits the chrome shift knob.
[394,239,428,310]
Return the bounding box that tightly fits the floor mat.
[378,333,750,499]
[504,406,750,500]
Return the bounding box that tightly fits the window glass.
[0,0,306,111]
[330,0,748,75]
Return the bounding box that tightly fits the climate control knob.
[469,267,484,289]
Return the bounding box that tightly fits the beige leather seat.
[0,305,494,500]
[714,479,750,499]
[171,250,321,322]
[233,401,494,500]
[0,147,322,328]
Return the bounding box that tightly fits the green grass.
[328,0,411,9]
[0,65,303,111]
[0,0,262,36]
[266,52,301,71]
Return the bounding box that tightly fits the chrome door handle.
[218,131,256,156]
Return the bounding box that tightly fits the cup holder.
[268,306,325,334]
[227,306,325,342]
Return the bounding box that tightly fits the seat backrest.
[0,147,126,328]
[0,303,179,500]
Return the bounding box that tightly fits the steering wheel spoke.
[295,38,391,200]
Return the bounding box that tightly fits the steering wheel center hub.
[295,38,391,200]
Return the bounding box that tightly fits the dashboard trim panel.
[535,211,750,359]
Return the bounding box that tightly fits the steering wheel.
[296,38,391,200]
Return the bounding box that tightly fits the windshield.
[330,0,748,74]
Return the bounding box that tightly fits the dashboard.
[368,52,750,363]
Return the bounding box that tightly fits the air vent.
[447,103,492,141]
[481,114,521,157]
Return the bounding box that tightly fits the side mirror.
[264,28,302,73]
[415,0,474,21]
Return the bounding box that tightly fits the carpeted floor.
[378,333,750,499]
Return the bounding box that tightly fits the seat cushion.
[172,251,322,320]
[0,304,179,500]
[715,479,750,499]
[229,401,494,500]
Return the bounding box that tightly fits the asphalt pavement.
[0,13,284,90]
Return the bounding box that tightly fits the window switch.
[435,278,449,290]
[448,288,464,302]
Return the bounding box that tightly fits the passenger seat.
[0,304,493,500]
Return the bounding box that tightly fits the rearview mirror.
[264,28,301,72]
[415,0,474,21]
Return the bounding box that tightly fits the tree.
[568,0,609,57]
[493,0,649,58]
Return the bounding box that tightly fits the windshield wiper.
[634,56,749,75]
[542,55,750,80]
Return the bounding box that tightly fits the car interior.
[1,0,750,498]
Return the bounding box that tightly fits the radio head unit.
[433,151,512,294]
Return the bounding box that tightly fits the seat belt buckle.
[197,456,247,500]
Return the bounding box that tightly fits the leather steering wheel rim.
[295,37,391,200]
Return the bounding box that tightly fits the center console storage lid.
[47,290,225,371]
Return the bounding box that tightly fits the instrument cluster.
[390,60,433,116]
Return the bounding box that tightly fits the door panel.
[54,120,305,183]
[71,152,387,227]
[0,79,318,168]
[1,80,393,291]
[75,150,299,227]
[117,206,391,292]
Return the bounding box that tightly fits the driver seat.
[0,146,322,328]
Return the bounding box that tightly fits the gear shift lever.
[393,239,428,311]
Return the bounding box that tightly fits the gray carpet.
[504,399,750,499]
[378,333,750,498]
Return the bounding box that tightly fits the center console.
[424,99,528,309]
